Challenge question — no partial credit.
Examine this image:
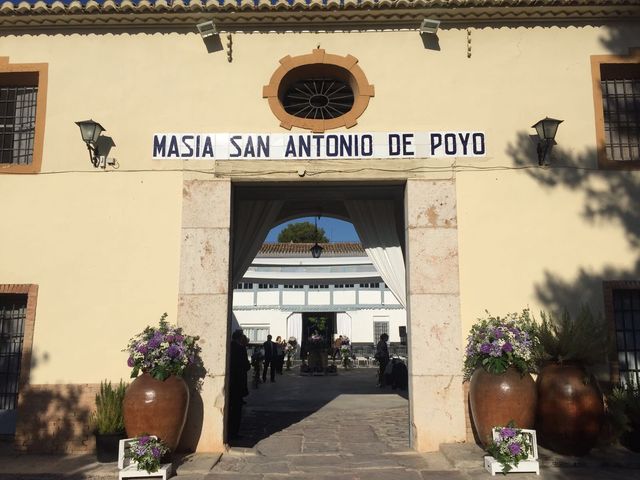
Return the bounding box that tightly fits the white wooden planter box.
[118,437,172,480]
[484,428,539,476]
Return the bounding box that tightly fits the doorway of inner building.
[227,182,410,452]
[300,312,336,357]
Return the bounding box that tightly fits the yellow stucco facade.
[1,0,639,454]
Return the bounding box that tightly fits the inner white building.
[233,242,407,356]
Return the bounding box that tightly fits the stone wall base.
[15,383,99,454]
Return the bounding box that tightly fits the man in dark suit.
[262,334,276,383]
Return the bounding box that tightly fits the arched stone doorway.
[176,178,465,453]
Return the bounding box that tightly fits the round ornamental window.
[263,49,375,133]
[282,78,355,120]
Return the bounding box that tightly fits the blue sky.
[266,217,359,243]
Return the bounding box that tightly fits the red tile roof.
[258,242,365,257]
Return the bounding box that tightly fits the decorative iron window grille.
[282,78,354,120]
[601,66,640,162]
[0,86,38,165]
[613,289,640,387]
[0,294,27,411]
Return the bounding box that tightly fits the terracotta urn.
[123,373,189,451]
[536,363,604,456]
[469,367,537,446]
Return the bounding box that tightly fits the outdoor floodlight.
[420,19,440,35]
[75,119,106,169]
[532,117,563,166]
[197,21,218,38]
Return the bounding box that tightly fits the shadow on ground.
[231,365,408,448]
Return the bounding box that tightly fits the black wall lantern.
[310,215,324,259]
[532,117,563,166]
[76,119,106,168]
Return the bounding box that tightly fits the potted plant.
[340,346,353,369]
[486,422,536,474]
[90,380,127,463]
[126,435,169,474]
[534,306,608,455]
[285,339,297,371]
[607,384,640,452]
[122,312,203,452]
[463,310,539,446]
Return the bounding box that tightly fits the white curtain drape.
[345,200,407,308]
[231,200,283,285]
[287,313,302,343]
[336,312,352,339]
[231,312,241,335]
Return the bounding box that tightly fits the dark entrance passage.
[227,182,409,450]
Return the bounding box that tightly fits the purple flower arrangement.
[128,435,169,474]
[463,310,539,381]
[486,422,533,473]
[124,313,202,381]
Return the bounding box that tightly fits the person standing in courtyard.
[228,329,250,439]
[375,333,390,388]
[333,335,343,360]
[262,334,277,382]
[274,335,285,374]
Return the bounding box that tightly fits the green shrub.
[535,306,609,366]
[606,384,640,442]
[90,380,127,434]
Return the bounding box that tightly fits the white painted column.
[177,177,231,453]
[405,179,466,451]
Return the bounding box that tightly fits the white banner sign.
[152,131,486,160]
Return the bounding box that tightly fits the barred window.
[612,289,640,387]
[373,319,389,344]
[243,327,269,343]
[601,64,640,162]
[0,294,27,413]
[0,85,38,166]
[591,53,640,169]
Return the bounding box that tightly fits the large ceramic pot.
[123,373,189,451]
[536,363,604,456]
[469,367,537,446]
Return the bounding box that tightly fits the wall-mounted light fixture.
[532,117,563,166]
[75,119,106,169]
[310,215,324,259]
[420,19,440,35]
[197,21,218,39]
